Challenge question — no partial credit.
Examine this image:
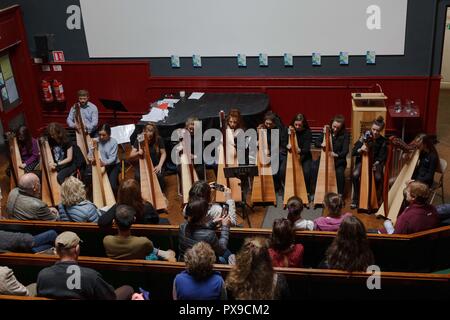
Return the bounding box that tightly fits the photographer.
[185,180,237,226]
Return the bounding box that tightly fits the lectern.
[351,93,387,146]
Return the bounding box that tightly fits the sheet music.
[141,107,169,122]
[188,92,204,100]
[111,124,135,144]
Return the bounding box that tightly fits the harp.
[178,129,199,205]
[89,139,116,208]
[215,111,242,203]
[314,125,337,206]
[376,136,420,223]
[251,128,276,205]
[283,127,308,206]
[137,133,168,211]
[358,133,378,212]
[6,132,25,190]
[38,137,61,206]
[74,104,91,164]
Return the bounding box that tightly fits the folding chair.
[429,158,447,204]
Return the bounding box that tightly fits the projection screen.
[80,0,408,58]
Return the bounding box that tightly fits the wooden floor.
[2,88,450,230]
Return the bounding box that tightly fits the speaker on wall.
[34,34,55,60]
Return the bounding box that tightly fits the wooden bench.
[0,252,449,300]
[1,219,450,272]
[0,294,50,300]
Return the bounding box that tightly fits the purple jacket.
[394,203,440,234]
[314,213,352,231]
[20,138,39,166]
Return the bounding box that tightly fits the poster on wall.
[0,54,21,111]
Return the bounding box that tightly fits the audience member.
[269,218,304,268]
[173,242,226,300]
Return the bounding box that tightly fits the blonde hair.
[408,181,430,204]
[184,242,216,280]
[60,176,87,207]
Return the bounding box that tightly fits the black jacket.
[295,128,312,161]
[352,135,387,165]
[412,151,438,187]
[37,261,116,300]
[314,131,349,168]
[98,202,159,227]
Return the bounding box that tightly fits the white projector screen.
[80,0,408,58]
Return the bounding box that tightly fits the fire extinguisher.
[41,79,54,103]
[52,79,65,102]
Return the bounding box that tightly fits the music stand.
[99,99,128,126]
[224,165,258,228]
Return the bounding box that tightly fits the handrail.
[1,252,449,282]
[1,219,449,241]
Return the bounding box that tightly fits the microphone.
[375,83,383,93]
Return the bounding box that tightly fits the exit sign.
[447,24,450,30]
[52,51,65,62]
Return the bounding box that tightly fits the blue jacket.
[58,200,99,223]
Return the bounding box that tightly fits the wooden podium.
[351,93,387,145]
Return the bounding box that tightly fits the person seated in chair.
[66,89,98,137]
[351,116,387,209]
[257,111,288,194]
[382,181,440,234]
[37,231,134,300]
[15,125,40,173]
[412,134,439,188]
[103,204,176,261]
[314,192,351,231]
[6,173,59,221]
[130,122,166,191]
[58,176,99,223]
[46,122,85,185]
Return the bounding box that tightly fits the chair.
[430,158,447,204]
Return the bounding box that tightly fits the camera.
[211,182,225,192]
[221,203,229,217]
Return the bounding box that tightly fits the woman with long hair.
[313,114,349,197]
[314,192,351,231]
[320,215,374,272]
[289,113,313,198]
[58,176,99,222]
[130,122,167,190]
[178,198,231,263]
[97,178,159,227]
[257,111,289,193]
[186,180,237,226]
[269,218,304,268]
[225,237,289,300]
[412,134,439,187]
[15,125,40,173]
[46,122,77,185]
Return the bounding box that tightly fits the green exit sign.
[448,24,450,30]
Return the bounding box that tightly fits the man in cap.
[37,231,133,300]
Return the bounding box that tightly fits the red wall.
[0,5,42,134]
[38,60,441,138]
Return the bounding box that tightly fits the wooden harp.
[179,129,199,205]
[314,125,337,206]
[74,104,91,164]
[89,139,116,208]
[215,111,242,203]
[251,128,276,205]
[6,132,25,190]
[358,134,378,211]
[283,127,308,206]
[38,137,61,206]
[376,136,420,223]
[137,133,167,211]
